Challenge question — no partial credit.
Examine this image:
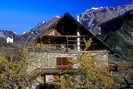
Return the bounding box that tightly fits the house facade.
[26,13,112,85]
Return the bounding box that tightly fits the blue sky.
[0,0,133,33]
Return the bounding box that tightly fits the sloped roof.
[19,16,62,46]
[30,13,114,53]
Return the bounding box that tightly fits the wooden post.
[40,37,41,48]
[77,31,80,51]
[43,74,46,84]
[66,36,68,51]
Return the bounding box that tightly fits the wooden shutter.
[56,57,72,68]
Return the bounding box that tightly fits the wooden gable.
[44,29,61,36]
[31,13,113,53]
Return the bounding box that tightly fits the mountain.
[14,16,61,47]
[79,3,133,59]
[0,30,16,38]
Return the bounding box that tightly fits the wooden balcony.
[32,35,90,51]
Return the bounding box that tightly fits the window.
[56,57,72,68]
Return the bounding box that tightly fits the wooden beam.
[39,68,80,75]
[42,35,89,38]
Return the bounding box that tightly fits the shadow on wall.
[35,84,56,89]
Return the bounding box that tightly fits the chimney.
[77,31,80,51]
[77,15,80,22]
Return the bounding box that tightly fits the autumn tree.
[76,53,114,89]
[0,48,30,89]
[58,38,114,89]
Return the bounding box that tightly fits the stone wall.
[26,48,109,72]
[0,48,20,56]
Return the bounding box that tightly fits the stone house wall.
[26,48,108,73]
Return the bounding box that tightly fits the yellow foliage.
[83,38,93,50]
[77,38,114,89]
[0,49,27,80]
[77,53,114,89]
[0,56,19,79]
[58,38,114,89]
[53,75,60,81]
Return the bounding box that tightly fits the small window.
[56,57,72,68]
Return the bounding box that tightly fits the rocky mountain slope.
[14,17,61,47]
[79,3,133,59]
[0,30,16,39]
[0,16,60,47]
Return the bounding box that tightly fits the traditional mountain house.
[26,13,113,85]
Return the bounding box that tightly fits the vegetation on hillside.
[0,48,30,89]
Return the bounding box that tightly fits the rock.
[79,3,133,60]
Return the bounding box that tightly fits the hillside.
[79,3,133,59]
